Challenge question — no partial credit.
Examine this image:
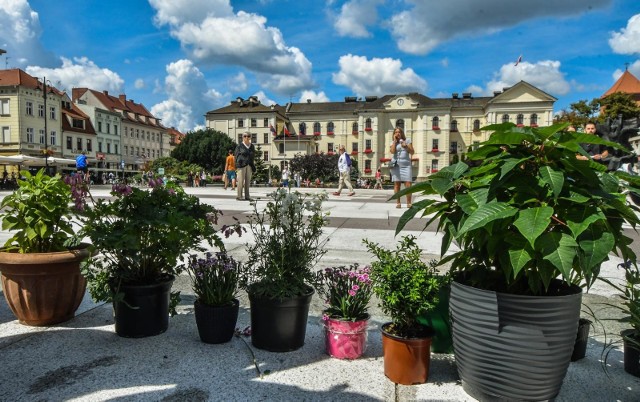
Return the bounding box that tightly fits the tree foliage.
[170,128,236,173]
[599,92,640,121]
[252,145,269,184]
[288,152,359,182]
[555,92,640,128]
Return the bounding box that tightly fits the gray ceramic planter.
[450,280,582,401]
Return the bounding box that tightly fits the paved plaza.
[0,185,638,401]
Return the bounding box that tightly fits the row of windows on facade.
[236,114,539,134]
[23,100,57,120]
[75,120,162,143]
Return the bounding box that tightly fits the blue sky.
[1,0,639,132]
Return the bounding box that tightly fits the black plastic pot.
[571,318,592,362]
[248,288,314,352]
[450,279,582,401]
[194,299,239,344]
[113,276,174,338]
[622,329,640,377]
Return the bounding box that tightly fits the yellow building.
[206,81,555,181]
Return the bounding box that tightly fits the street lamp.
[35,77,53,173]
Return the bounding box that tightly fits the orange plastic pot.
[381,322,433,385]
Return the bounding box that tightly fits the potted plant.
[74,178,224,338]
[0,169,90,326]
[396,123,640,399]
[187,251,244,344]
[601,261,640,377]
[314,264,373,359]
[241,188,329,352]
[364,235,442,385]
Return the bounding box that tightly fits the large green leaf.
[539,166,564,199]
[538,232,578,280]
[579,228,615,270]
[565,206,604,238]
[484,131,536,145]
[514,206,553,247]
[456,188,488,215]
[458,202,517,236]
[499,157,530,180]
[395,199,436,235]
[508,241,533,278]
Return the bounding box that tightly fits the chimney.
[493,91,502,96]
[307,99,311,103]
[462,93,472,99]
[103,90,109,96]
[452,93,459,99]
[119,94,126,103]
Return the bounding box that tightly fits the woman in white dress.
[389,127,414,208]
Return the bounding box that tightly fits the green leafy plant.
[601,262,640,349]
[315,264,373,322]
[396,123,640,295]
[364,235,442,337]
[0,169,77,253]
[241,189,329,299]
[187,252,243,307]
[74,178,232,311]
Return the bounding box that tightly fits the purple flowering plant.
[314,264,373,322]
[187,252,244,307]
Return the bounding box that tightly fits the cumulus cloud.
[0,0,57,67]
[333,0,384,38]
[150,59,226,132]
[332,54,427,96]
[134,79,145,89]
[388,0,611,55]
[609,13,640,54]
[468,59,570,97]
[26,57,124,93]
[613,60,640,81]
[252,90,277,106]
[228,72,248,92]
[149,0,314,94]
[299,90,330,103]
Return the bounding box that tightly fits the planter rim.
[381,322,434,340]
[195,298,239,308]
[452,277,582,299]
[116,274,175,290]
[621,328,640,341]
[0,242,93,265]
[247,284,315,300]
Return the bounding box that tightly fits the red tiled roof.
[603,70,640,97]
[0,68,62,94]
[73,88,163,128]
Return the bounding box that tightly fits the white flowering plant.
[241,189,329,299]
[315,264,373,322]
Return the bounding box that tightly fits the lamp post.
[36,77,52,174]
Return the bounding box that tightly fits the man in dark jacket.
[235,132,256,201]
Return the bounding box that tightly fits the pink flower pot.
[324,316,369,359]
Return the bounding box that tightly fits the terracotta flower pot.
[323,315,369,359]
[0,245,90,326]
[381,322,433,385]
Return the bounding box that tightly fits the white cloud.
[252,90,277,106]
[609,13,640,54]
[149,2,314,95]
[332,54,427,96]
[150,59,226,132]
[333,0,383,38]
[388,0,611,55]
[26,57,124,93]
[228,72,248,92]
[299,90,330,103]
[0,0,57,67]
[469,59,570,97]
[134,79,145,89]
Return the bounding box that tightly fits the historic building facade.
[206,81,556,181]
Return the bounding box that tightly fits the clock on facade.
[397,99,404,106]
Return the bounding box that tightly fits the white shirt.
[338,152,350,173]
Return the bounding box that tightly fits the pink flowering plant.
[187,252,244,307]
[315,264,373,322]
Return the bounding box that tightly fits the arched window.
[450,120,458,131]
[365,118,372,131]
[327,121,334,134]
[298,122,306,135]
[530,114,538,126]
[502,114,510,123]
[473,119,481,131]
[432,117,440,130]
[313,122,321,135]
[352,122,359,134]
[516,114,524,126]
[396,119,404,130]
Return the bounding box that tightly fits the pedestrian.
[281,165,290,187]
[294,171,301,188]
[75,151,89,182]
[235,132,256,201]
[374,168,383,189]
[389,127,414,208]
[333,145,355,196]
[200,170,207,187]
[225,149,236,190]
[576,121,609,162]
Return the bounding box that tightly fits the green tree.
[171,128,236,173]
[599,92,640,121]
[289,153,339,182]
[554,98,600,128]
[252,145,269,184]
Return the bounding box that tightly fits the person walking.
[333,145,355,196]
[281,165,290,187]
[374,168,383,189]
[389,127,414,208]
[235,133,256,201]
[75,151,89,182]
[225,149,236,190]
